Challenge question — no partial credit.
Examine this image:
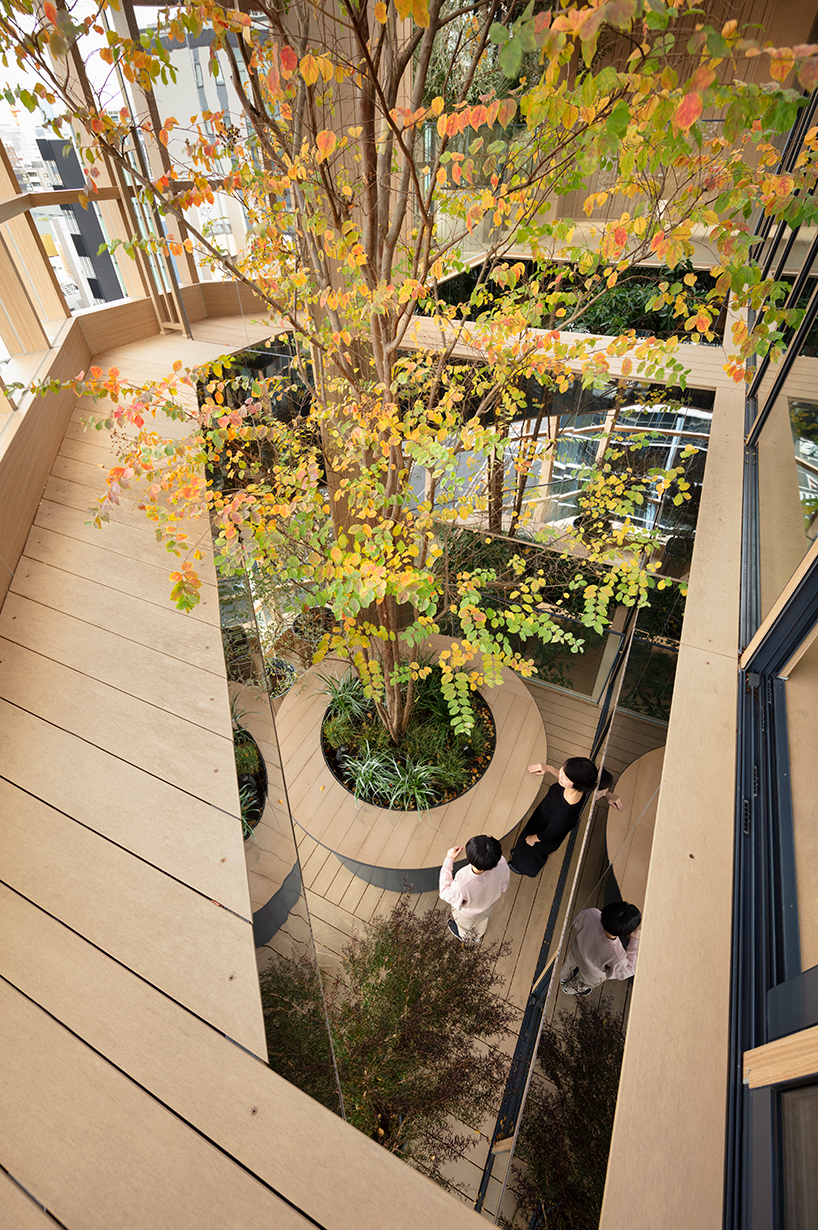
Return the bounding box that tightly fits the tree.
[5,0,818,740]
[260,895,515,1190]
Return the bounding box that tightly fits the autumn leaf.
[689,65,715,92]
[769,52,794,83]
[374,1,387,21]
[280,45,297,75]
[43,1,57,23]
[316,130,337,162]
[300,54,319,86]
[412,0,430,26]
[675,91,703,132]
[798,57,818,91]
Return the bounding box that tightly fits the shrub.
[513,995,625,1230]
[260,896,515,1189]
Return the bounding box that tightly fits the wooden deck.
[255,678,667,1208]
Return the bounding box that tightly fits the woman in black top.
[508,758,598,877]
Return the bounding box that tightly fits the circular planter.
[320,682,497,812]
[233,726,268,837]
[265,656,298,698]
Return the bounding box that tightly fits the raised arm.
[527,763,558,777]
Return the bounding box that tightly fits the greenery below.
[260,896,514,1190]
[320,666,495,811]
[513,995,625,1230]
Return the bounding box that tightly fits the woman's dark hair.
[600,901,642,938]
[562,757,598,792]
[465,834,502,871]
[598,767,614,792]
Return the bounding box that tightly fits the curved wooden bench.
[276,644,546,891]
[605,745,665,912]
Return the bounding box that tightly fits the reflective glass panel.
[781,1083,818,1230]
[783,627,818,974]
[757,377,818,622]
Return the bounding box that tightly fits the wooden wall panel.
[200,279,269,317]
[0,320,90,610]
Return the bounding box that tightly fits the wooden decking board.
[0,983,303,1230]
[0,636,237,809]
[0,777,262,1046]
[0,591,228,734]
[58,434,118,469]
[41,473,161,527]
[10,551,224,672]
[23,523,218,623]
[51,452,141,495]
[0,1169,60,1229]
[0,697,250,914]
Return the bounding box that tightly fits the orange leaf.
[374,1,387,21]
[675,91,703,132]
[43,1,57,23]
[316,130,337,162]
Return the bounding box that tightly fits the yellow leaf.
[300,54,319,86]
[412,0,430,27]
[431,96,444,116]
[374,1,387,20]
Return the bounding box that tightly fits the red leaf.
[675,91,703,132]
[280,45,297,75]
[689,65,715,92]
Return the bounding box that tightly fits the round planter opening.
[233,727,268,837]
[320,671,496,812]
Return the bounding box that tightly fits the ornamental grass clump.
[319,667,495,809]
[260,895,515,1191]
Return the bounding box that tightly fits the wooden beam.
[744,1024,818,1089]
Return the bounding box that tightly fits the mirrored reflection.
[494,701,663,1228]
[783,629,818,975]
[757,381,818,621]
[780,1082,818,1230]
[215,562,344,1115]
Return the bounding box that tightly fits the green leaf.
[499,36,524,79]
[489,21,508,45]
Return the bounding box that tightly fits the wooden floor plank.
[0,590,227,733]
[0,982,306,1230]
[0,636,236,809]
[0,697,250,915]
[0,779,262,1052]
